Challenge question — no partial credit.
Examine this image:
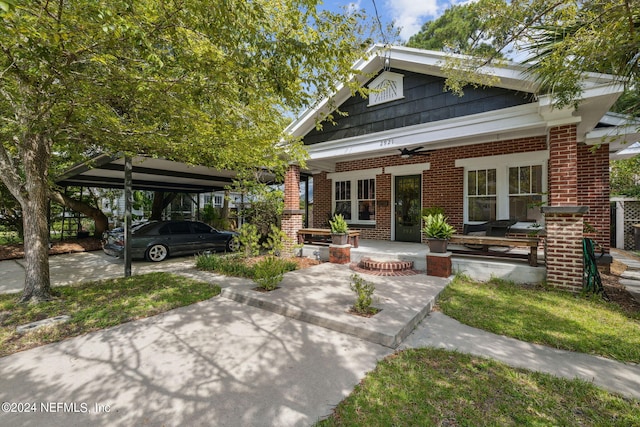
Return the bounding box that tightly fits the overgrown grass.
[317,348,640,427]
[195,253,298,279]
[438,275,640,363]
[0,272,220,357]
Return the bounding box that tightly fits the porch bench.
[297,228,360,248]
[449,234,540,267]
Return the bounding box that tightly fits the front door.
[394,175,421,242]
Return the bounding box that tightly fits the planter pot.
[331,233,349,246]
[426,238,448,253]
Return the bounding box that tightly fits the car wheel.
[146,244,168,262]
[226,238,240,252]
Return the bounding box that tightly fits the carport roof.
[56,154,240,193]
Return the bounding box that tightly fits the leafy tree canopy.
[1,0,372,179]
[0,0,373,302]
[434,0,639,113]
[406,0,502,58]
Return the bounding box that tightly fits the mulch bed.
[0,238,103,261]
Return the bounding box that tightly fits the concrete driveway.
[0,251,196,294]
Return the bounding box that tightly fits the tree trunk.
[49,191,110,236]
[150,191,177,220]
[20,134,53,303]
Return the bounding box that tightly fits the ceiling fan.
[399,147,432,158]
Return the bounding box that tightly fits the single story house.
[280,45,640,290]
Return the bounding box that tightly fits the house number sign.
[379,139,394,147]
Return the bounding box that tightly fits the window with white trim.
[332,178,377,224]
[467,169,497,222]
[509,165,543,222]
[357,179,376,221]
[458,151,548,225]
[335,180,352,220]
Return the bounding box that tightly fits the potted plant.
[422,213,456,253]
[329,214,349,245]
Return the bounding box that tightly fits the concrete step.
[621,270,640,280]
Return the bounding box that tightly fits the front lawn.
[0,272,221,357]
[317,348,640,427]
[438,275,640,363]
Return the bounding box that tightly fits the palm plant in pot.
[329,214,349,245]
[422,213,456,253]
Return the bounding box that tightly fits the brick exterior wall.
[305,125,609,291]
[314,136,547,235]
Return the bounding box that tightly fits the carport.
[56,153,241,193]
[55,154,246,277]
[55,154,311,277]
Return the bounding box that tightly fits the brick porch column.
[542,207,588,291]
[545,124,585,291]
[282,165,303,256]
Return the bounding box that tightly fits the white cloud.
[346,1,362,14]
[385,0,440,40]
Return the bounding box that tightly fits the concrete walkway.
[611,248,640,304]
[0,252,639,426]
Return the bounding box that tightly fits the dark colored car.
[102,220,239,262]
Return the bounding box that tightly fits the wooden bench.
[297,228,361,248]
[449,234,540,267]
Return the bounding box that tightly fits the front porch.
[300,239,546,284]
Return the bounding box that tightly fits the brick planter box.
[426,252,452,278]
[329,244,351,264]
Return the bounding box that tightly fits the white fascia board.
[587,126,640,158]
[306,104,547,161]
[611,144,640,160]
[385,163,431,175]
[455,150,548,168]
[327,168,383,180]
[586,125,640,145]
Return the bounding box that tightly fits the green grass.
[0,272,220,357]
[437,275,640,363]
[317,348,640,427]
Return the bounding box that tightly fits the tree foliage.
[611,157,640,197]
[406,0,502,58]
[440,0,640,112]
[0,0,372,302]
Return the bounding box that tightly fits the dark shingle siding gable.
[303,70,535,145]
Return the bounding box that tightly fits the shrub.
[350,273,376,314]
[235,223,260,258]
[196,254,298,284]
[253,256,296,290]
[195,254,254,278]
[263,224,289,256]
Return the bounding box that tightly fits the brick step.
[350,257,419,277]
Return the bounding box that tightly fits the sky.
[322,0,459,42]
